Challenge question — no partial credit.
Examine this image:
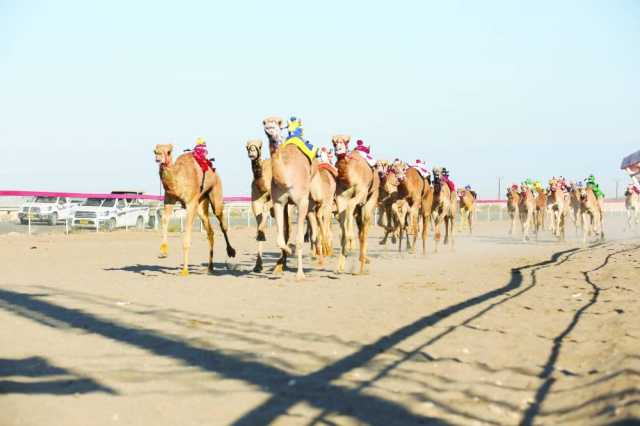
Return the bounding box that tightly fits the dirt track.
[1,218,639,425]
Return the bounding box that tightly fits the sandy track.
[0,219,638,425]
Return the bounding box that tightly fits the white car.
[18,196,78,225]
[72,197,150,231]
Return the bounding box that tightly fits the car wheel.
[148,215,155,228]
[20,219,28,225]
[48,212,58,226]
[136,216,144,230]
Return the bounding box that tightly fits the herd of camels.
[153,116,639,279]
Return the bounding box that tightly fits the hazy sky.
[1,1,639,199]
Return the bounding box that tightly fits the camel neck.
[251,157,264,179]
[159,165,177,195]
[267,135,282,157]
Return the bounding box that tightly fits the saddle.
[282,136,318,162]
[318,162,338,176]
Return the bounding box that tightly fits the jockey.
[441,167,455,192]
[585,174,605,199]
[354,139,370,155]
[285,116,317,159]
[464,184,478,199]
[192,137,213,173]
[626,183,640,195]
[533,180,544,193]
[287,116,304,139]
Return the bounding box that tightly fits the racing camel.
[431,167,456,251]
[264,116,314,280]
[547,180,570,241]
[307,146,337,266]
[457,187,476,235]
[154,144,235,276]
[624,184,640,230]
[332,135,380,274]
[577,185,604,244]
[519,184,536,242]
[506,185,520,236]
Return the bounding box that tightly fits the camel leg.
[468,208,474,235]
[307,204,323,266]
[318,203,332,258]
[357,199,375,274]
[180,201,198,277]
[272,197,292,275]
[294,197,309,281]
[252,199,266,272]
[336,208,348,273]
[210,190,236,258]
[421,212,430,255]
[159,202,175,257]
[196,199,215,273]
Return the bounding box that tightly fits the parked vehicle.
[72,197,150,231]
[18,196,78,225]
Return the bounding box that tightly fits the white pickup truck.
[72,197,150,231]
[18,196,78,225]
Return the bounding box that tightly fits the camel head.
[331,135,351,157]
[375,160,390,178]
[154,144,174,167]
[246,139,263,161]
[391,160,408,181]
[262,116,286,145]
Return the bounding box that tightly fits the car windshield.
[83,198,105,206]
[103,199,116,207]
[34,196,56,203]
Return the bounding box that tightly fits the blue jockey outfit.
[282,117,317,161]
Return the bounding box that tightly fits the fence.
[0,190,628,236]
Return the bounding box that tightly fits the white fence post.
[28,204,32,236]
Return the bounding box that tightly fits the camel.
[546,181,570,241]
[307,147,337,266]
[376,160,401,246]
[263,116,313,280]
[379,165,410,251]
[457,188,476,234]
[624,186,640,230]
[577,186,604,244]
[390,161,431,253]
[533,186,547,236]
[332,135,380,274]
[431,167,456,251]
[518,185,536,242]
[154,144,235,276]
[567,183,583,235]
[506,186,520,235]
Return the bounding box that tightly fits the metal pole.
[498,177,502,201]
[28,204,31,235]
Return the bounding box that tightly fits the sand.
[0,217,638,425]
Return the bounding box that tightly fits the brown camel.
[246,139,274,272]
[431,167,455,251]
[567,183,583,235]
[533,186,547,236]
[390,161,430,253]
[577,186,604,244]
[332,135,380,273]
[263,116,313,280]
[506,186,520,235]
[379,166,410,251]
[154,144,235,276]
[624,186,640,230]
[376,160,401,246]
[307,147,337,265]
[457,188,476,234]
[518,185,536,242]
[546,181,570,241]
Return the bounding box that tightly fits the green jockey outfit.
[586,175,604,199]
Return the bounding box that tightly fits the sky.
[1,0,639,199]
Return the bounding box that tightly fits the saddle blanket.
[409,162,430,178]
[318,162,338,176]
[353,149,377,167]
[282,136,318,161]
[192,152,214,173]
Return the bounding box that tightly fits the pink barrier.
[0,190,251,203]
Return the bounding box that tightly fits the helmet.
[465,185,471,190]
[442,167,449,176]
[196,137,206,145]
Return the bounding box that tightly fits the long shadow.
[0,356,116,395]
[0,246,595,425]
[0,288,446,425]
[519,244,640,426]
[104,262,247,277]
[232,247,581,426]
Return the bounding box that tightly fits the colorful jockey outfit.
[626,184,640,196]
[192,137,214,173]
[282,116,317,161]
[353,139,377,167]
[409,159,430,178]
[441,167,455,192]
[586,175,605,199]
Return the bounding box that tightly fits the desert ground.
[0,216,638,426]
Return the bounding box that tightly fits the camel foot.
[336,255,346,274]
[208,263,214,273]
[391,235,397,244]
[296,271,306,281]
[257,231,266,242]
[227,246,237,258]
[273,263,284,275]
[159,243,169,257]
[180,267,189,277]
[253,258,263,273]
